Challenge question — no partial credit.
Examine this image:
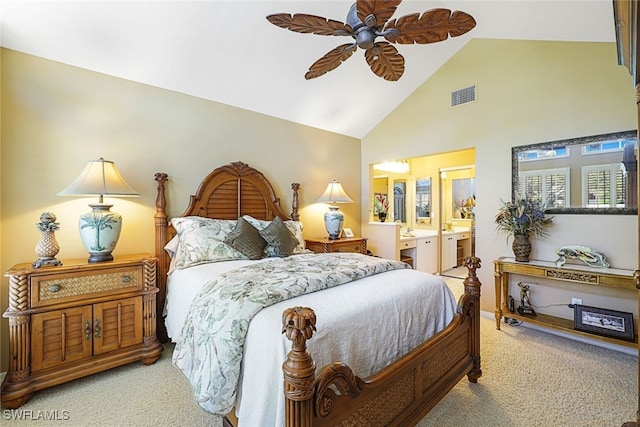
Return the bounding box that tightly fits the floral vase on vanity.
[495,194,552,263]
[374,193,390,223]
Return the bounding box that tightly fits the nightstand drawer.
[305,237,368,254]
[332,242,365,253]
[31,266,142,308]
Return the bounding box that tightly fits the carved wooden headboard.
[153,161,300,341]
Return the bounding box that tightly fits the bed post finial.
[291,183,300,221]
[155,173,168,214]
[462,256,481,299]
[282,306,316,426]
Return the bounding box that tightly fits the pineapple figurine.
[33,212,63,268]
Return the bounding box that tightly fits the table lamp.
[317,179,353,240]
[58,158,140,262]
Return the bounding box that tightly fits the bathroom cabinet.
[364,222,437,270]
[442,231,471,271]
[415,236,438,274]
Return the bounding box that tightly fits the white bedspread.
[165,257,457,427]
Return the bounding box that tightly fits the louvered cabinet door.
[93,297,143,355]
[31,306,93,372]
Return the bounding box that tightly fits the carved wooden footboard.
[282,257,481,427]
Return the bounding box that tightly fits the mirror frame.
[512,129,638,215]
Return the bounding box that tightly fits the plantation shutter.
[586,169,611,207]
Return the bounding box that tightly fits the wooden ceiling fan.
[266,0,476,81]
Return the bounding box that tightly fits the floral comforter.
[171,252,409,415]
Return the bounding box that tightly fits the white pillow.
[164,235,179,258]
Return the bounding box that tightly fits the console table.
[494,256,637,348]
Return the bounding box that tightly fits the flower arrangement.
[373,193,390,215]
[495,194,552,239]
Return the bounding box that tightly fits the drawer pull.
[85,321,92,341]
[94,319,101,339]
[122,275,131,283]
[49,284,61,293]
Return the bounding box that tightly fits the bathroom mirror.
[452,178,475,218]
[393,179,407,223]
[512,130,638,214]
[415,178,431,225]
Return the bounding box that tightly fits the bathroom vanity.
[363,222,471,274]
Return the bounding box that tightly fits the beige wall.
[0,48,361,371]
[363,39,638,324]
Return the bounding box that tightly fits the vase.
[323,206,345,240]
[512,233,532,262]
[79,204,123,262]
[378,212,387,222]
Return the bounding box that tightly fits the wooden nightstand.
[1,254,163,408]
[305,237,368,254]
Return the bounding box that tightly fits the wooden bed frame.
[154,161,482,426]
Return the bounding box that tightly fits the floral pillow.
[170,216,246,269]
[242,215,308,256]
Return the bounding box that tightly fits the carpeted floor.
[2,276,637,426]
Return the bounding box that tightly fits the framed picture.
[574,305,635,342]
[342,228,354,238]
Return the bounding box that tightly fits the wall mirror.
[452,178,476,218]
[512,130,638,214]
[393,179,407,223]
[415,178,431,225]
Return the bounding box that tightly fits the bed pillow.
[242,215,307,256]
[170,216,246,269]
[164,235,179,258]
[224,217,267,260]
[258,216,299,257]
[164,235,181,275]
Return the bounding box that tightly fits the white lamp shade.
[58,158,139,200]
[317,180,353,204]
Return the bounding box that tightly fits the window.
[582,164,626,208]
[582,138,636,155]
[517,147,568,162]
[518,168,569,208]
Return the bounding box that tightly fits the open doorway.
[439,165,476,277]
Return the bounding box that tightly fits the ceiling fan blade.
[266,13,352,36]
[356,0,402,28]
[384,9,476,44]
[365,42,405,81]
[305,44,356,80]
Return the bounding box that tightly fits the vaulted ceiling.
[0,1,618,138]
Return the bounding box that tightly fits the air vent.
[451,85,476,107]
